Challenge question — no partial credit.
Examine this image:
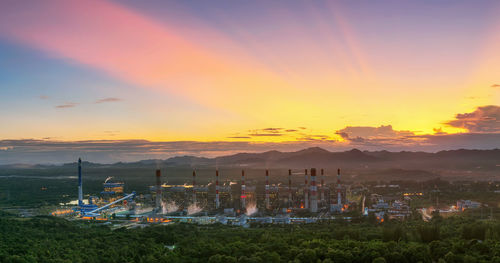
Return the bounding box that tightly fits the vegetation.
[2,212,500,262]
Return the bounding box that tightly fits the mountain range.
[97,147,500,171]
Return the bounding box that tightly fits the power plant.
[62,159,354,226]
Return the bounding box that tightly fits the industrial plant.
[50,158,364,226]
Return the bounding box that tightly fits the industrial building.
[59,159,360,225]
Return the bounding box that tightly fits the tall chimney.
[320,169,325,205]
[241,170,246,211]
[192,170,197,204]
[215,170,220,209]
[78,158,83,206]
[288,169,292,208]
[310,168,318,212]
[337,168,342,207]
[304,169,309,209]
[155,169,162,212]
[265,170,270,209]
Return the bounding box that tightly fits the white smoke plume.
[187,203,202,215]
[162,201,179,214]
[245,202,258,216]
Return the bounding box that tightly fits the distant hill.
[88,147,500,171]
[0,147,498,182]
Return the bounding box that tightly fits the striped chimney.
[265,170,270,209]
[215,170,220,209]
[304,169,309,209]
[310,168,318,212]
[192,170,196,204]
[241,170,246,211]
[320,169,325,204]
[337,168,342,206]
[155,169,162,212]
[288,169,292,208]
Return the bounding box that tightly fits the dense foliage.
[2,213,500,262]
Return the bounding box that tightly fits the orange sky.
[0,0,498,145]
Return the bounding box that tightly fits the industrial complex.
[52,158,426,226]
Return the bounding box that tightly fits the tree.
[372,257,386,263]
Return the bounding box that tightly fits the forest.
[1,211,500,263]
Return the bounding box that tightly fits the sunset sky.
[0,0,499,163]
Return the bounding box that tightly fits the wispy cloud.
[95,97,122,104]
[55,102,78,109]
[103,130,120,136]
[261,128,283,133]
[248,133,283,137]
[246,127,322,139]
[38,95,49,100]
[491,84,500,88]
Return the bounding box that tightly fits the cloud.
[444,105,500,133]
[103,130,120,137]
[95,97,122,104]
[248,133,283,137]
[432,127,447,135]
[285,129,298,132]
[248,128,285,137]
[261,128,283,133]
[334,125,427,148]
[491,84,500,88]
[296,135,331,141]
[0,0,296,118]
[336,125,415,140]
[227,136,251,139]
[55,102,78,109]
[336,132,349,140]
[38,95,49,100]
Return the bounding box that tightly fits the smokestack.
[215,170,220,209]
[288,169,292,208]
[337,168,342,206]
[265,170,270,209]
[320,169,325,205]
[155,169,162,212]
[192,170,197,204]
[241,170,246,211]
[304,169,309,209]
[78,158,83,206]
[310,168,318,212]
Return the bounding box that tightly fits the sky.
[0,0,499,163]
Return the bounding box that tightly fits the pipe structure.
[288,169,292,208]
[87,192,136,215]
[320,169,325,205]
[241,170,246,211]
[304,169,309,209]
[310,168,318,212]
[265,170,270,209]
[215,170,220,209]
[192,170,197,204]
[155,169,162,212]
[337,168,342,206]
[78,158,83,206]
